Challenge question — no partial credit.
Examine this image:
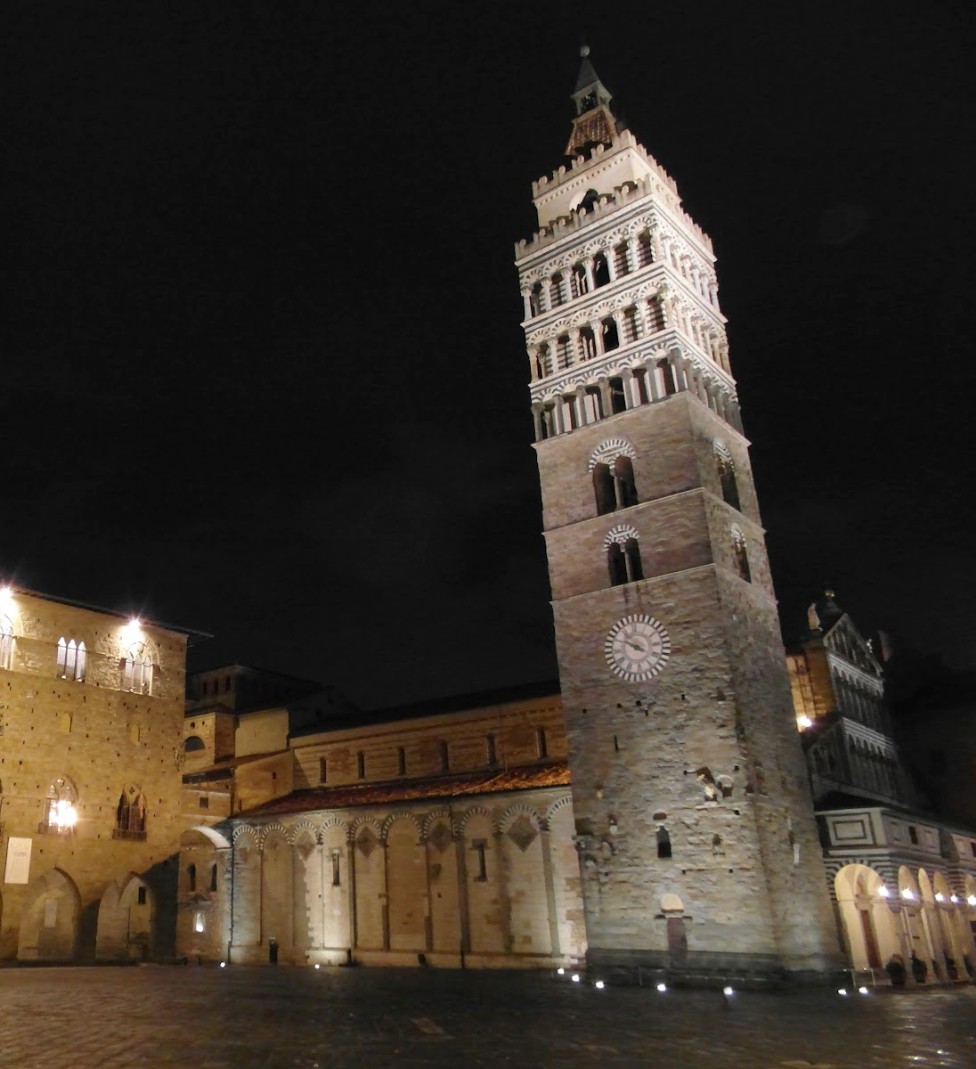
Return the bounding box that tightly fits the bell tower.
[514,50,842,980]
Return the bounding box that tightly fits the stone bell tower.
[514,50,842,980]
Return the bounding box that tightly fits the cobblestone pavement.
[0,965,973,1069]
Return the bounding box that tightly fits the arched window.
[56,638,87,682]
[550,272,566,307]
[0,613,12,670]
[636,230,654,268]
[646,295,665,333]
[579,325,597,361]
[601,317,619,351]
[591,441,639,514]
[593,463,615,516]
[731,526,751,582]
[42,776,78,835]
[114,787,146,841]
[535,343,552,379]
[612,242,630,277]
[555,334,572,370]
[657,828,672,859]
[608,376,627,415]
[657,357,677,396]
[714,443,741,510]
[123,643,154,695]
[605,527,643,587]
[621,306,640,345]
[593,253,610,287]
[571,263,588,298]
[184,736,205,752]
[529,281,544,317]
[614,456,638,508]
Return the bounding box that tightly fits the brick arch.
[588,437,636,472]
[458,806,492,835]
[421,808,457,842]
[545,794,574,827]
[603,524,640,549]
[349,814,382,837]
[498,803,543,835]
[290,821,319,847]
[232,825,259,849]
[260,823,289,848]
[381,810,422,841]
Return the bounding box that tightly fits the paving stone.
[0,966,973,1068]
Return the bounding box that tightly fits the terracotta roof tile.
[244,761,570,817]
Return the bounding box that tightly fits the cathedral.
[2,52,975,985]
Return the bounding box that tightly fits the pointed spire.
[565,47,620,157]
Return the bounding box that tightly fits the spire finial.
[580,45,590,58]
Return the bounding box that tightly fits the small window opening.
[319,757,327,783]
[331,849,341,886]
[397,747,406,776]
[536,728,548,760]
[137,886,147,905]
[357,751,365,779]
[210,864,217,892]
[439,741,450,772]
[486,734,497,766]
[472,840,488,882]
[188,864,197,892]
[657,828,672,859]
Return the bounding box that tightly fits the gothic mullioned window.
[56,637,87,682]
[123,643,154,695]
[114,786,147,841]
[41,776,78,835]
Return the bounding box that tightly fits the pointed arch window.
[0,613,12,671]
[114,786,147,841]
[714,443,741,510]
[123,643,154,695]
[41,776,77,836]
[56,637,87,682]
[731,526,751,583]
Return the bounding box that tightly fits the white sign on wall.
[4,837,32,884]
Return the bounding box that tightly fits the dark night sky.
[5,3,975,708]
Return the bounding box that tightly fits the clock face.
[604,615,671,682]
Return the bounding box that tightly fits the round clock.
[604,614,671,682]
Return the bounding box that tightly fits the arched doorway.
[18,868,81,961]
[834,864,899,974]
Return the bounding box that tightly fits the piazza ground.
[0,965,973,1068]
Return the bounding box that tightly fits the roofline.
[2,582,212,641]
